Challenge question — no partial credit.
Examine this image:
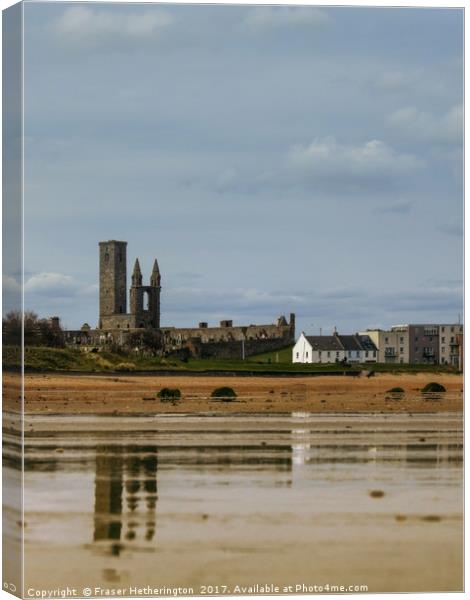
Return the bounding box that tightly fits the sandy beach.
[3,371,463,415]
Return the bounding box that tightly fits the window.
[451,327,454,333]
[400,347,404,353]
[441,347,445,354]
[400,337,404,343]
[348,351,352,357]
[442,337,445,343]
[336,351,340,357]
[373,350,376,357]
[306,352,309,358]
[327,351,331,358]
[385,337,389,343]
[296,352,299,359]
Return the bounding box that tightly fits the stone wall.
[100,314,137,330]
[162,322,293,347]
[192,337,292,360]
[64,314,295,360]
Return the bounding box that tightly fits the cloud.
[245,7,331,31]
[52,6,173,46]
[286,137,423,182]
[387,104,463,145]
[24,272,97,298]
[3,275,21,294]
[212,138,424,195]
[216,168,238,193]
[374,70,413,91]
[436,219,463,237]
[161,281,462,334]
[375,200,413,215]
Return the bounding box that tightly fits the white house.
[292,332,377,364]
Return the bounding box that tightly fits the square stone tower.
[99,241,127,325]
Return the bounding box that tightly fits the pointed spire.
[132,258,142,286]
[151,259,161,287]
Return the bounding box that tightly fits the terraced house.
[292,332,378,364]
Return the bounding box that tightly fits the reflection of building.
[93,445,158,556]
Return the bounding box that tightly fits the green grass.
[2,345,460,375]
[246,346,294,363]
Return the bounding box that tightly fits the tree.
[2,311,64,347]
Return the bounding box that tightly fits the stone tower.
[99,241,127,327]
[149,259,161,329]
[129,257,161,329]
[98,240,161,330]
[130,259,144,322]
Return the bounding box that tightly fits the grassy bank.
[2,345,460,375]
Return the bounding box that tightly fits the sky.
[5,2,464,334]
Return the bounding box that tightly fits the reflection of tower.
[93,445,158,555]
[94,446,123,556]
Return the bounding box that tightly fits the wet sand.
[3,371,464,414]
[3,412,462,594]
[3,372,463,594]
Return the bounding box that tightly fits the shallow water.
[4,412,463,594]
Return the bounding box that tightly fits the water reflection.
[93,446,158,556]
[16,414,463,592]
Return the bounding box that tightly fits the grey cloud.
[51,5,173,48]
[375,200,413,214]
[436,220,463,237]
[373,70,415,92]
[387,104,463,146]
[213,137,424,196]
[24,272,97,298]
[286,137,423,181]
[244,7,331,31]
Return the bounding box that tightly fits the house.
[292,332,377,364]
[359,327,409,363]
[439,324,463,366]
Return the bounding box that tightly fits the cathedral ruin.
[98,240,161,330]
[64,240,295,358]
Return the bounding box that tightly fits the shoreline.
[3,371,463,415]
